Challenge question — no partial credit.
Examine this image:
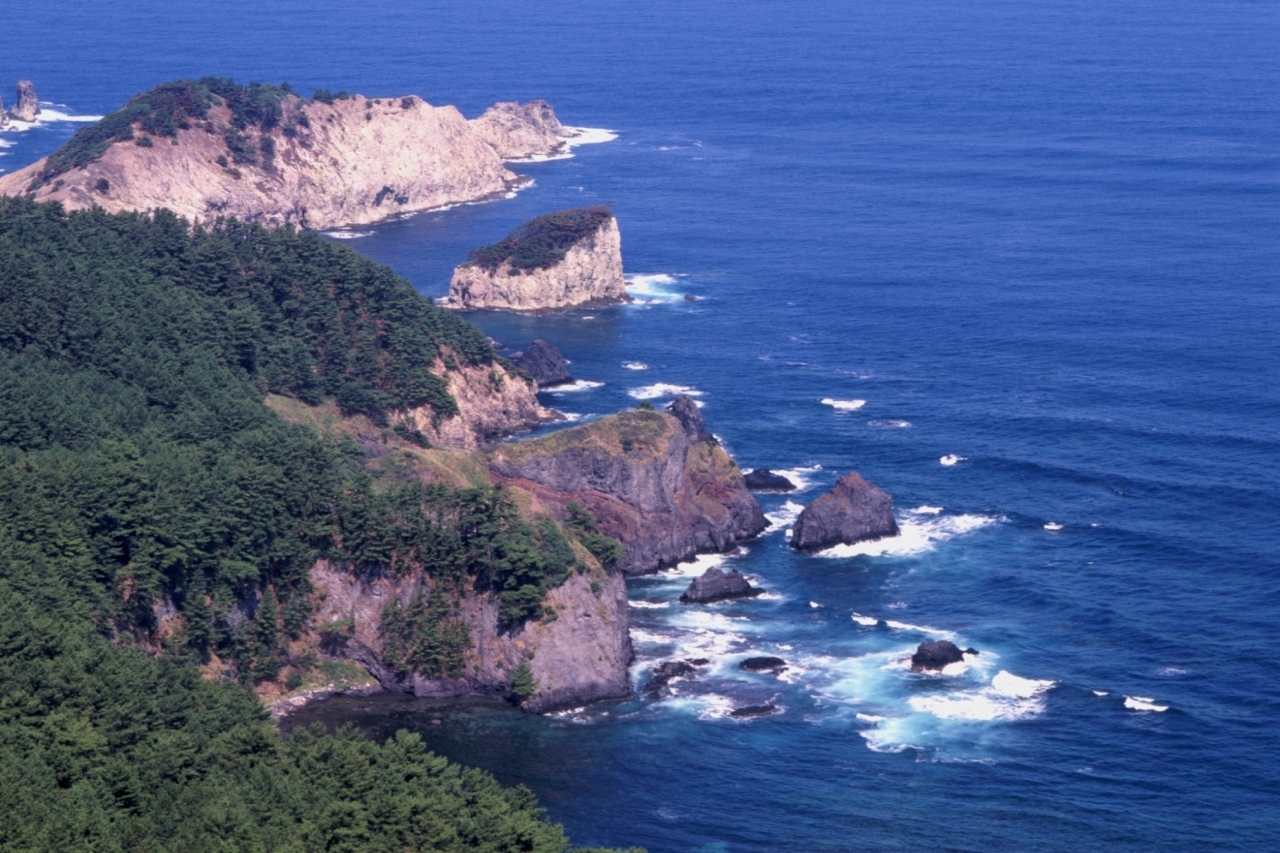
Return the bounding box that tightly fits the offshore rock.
[308,559,633,714]
[0,91,536,229]
[743,469,796,491]
[8,80,39,122]
[488,397,766,575]
[470,99,568,160]
[790,471,898,552]
[679,567,764,604]
[738,656,788,674]
[446,210,628,313]
[514,339,572,387]
[910,640,977,672]
[643,659,701,698]
[730,704,779,718]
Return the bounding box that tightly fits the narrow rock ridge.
[0,91,571,229]
[390,356,559,450]
[445,211,629,313]
[487,397,766,575]
[308,559,632,714]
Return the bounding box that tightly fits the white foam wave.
[764,500,804,532]
[628,382,703,400]
[772,464,822,491]
[660,551,734,578]
[322,230,373,240]
[809,601,823,609]
[821,397,865,411]
[1093,690,1109,697]
[1158,667,1187,676]
[856,713,886,723]
[885,620,957,641]
[623,361,649,370]
[562,126,618,147]
[628,599,671,609]
[869,419,912,429]
[625,274,688,304]
[911,505,943,515]
[940,454,967,466]
[816,512,998,559]
[851,613,879,627]
[1124,696,1169,712]
[992,670,1055,698]
[1043,522,1065,531]
[559,412,584,422]
[909,671,1053,722]
[0,108,103,133]
[545,380,604,393]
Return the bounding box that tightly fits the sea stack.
[679,566,764,604]
[445,206,629,313]
[910,640,977,672]
[513,339,572,387]
[8,80,39,122]
[790,471,898,552]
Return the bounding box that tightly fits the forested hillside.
[0,198,637,852]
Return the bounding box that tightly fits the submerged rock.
[910,640,977,672]
[743,469,796,492]
[790,472,898,552]
[730,704,779,718]
[643,659,705,697]
[679,567,764,604]
[513,339,572,387]
[8,80,39,122]
[739,656,788,674]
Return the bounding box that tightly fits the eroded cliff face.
[488,399,767,575]
[308,558,632,713]
[391,358,559,450]
[446,216,628,313]
[469,99,567,161]
[0,93,567,229]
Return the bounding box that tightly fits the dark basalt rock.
[790,471,898,552]
[738,656,788,674]
[513,338,572,387]
[643,659,705,697]
[667,396,715,444]
[743,468,796,492]
[679,567,764,604]
[910,640,976,672]
[730,704,778,718]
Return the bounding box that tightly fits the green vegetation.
[467,206,613,273]
[509,662,537,703]
[0,197,642,851]
[565,503,625,570]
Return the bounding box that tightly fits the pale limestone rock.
[0,93,518,229]
[446,215,628,313]
[469,99,568,160]
[8,80,38,122]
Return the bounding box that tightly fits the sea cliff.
[0,82,578,229]
[446,206,629,312]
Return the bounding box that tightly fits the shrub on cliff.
[467,206,614,273]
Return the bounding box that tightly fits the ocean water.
[6,1,1280,850]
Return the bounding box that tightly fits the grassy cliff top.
[466,206,614,273]
[494,409,673,462]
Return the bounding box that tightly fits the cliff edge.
[0,79,579,229]
[446,206,629,312]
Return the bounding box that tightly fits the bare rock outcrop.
[488,397,766,575]
[8,80,39,122]
[308,559,632,714]
[445,207,628,313]
[910,640,978,672]
[743,469,796,491]
[679,566,764,604]
[470,99,568,161]
[390,357,558,450]
[790,471,898,552]
[0,90,556,229]
[513,339,572,387]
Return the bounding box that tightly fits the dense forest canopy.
[467,206,614,273]
[0,198,636,851]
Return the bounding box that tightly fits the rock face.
[446,212,628,312]
[743,469,796,491]
[390,357,558,450]
[470,100,567,160]
[308,559,632,714]
[790,471,899,552]
[8,81,39,122]
[0,91,570,229]
[513,339,572,387]
[910,640,976,672]
[488,398,767,575]
[679,567,764,604]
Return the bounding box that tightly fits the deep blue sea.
[6,1,1279,849]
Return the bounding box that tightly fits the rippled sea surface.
[7,1,1279,849]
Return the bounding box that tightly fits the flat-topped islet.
[445,206,629,313]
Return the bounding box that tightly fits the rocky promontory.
[470,99,568,160]
[445,206,629,312]
[0,79,581,229]
[488,397,767,574]
[790,471,899,552]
